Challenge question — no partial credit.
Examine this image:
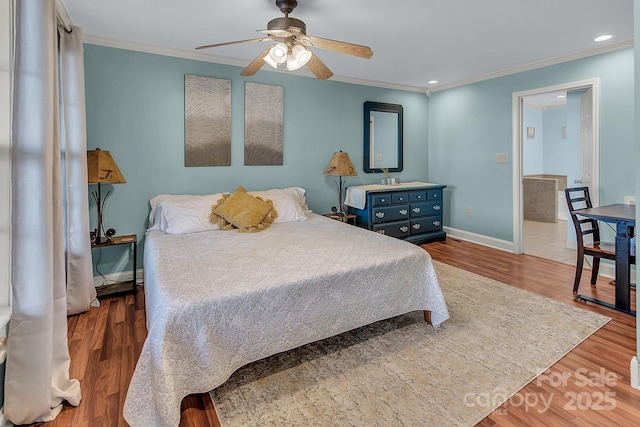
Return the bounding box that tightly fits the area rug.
[210,261,610,427]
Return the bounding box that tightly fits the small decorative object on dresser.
[346,182,446,244]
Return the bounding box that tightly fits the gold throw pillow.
[209,186,277,232]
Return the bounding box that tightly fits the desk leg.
[614,222,632,313]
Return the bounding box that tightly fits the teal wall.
[428,48,634,241]
[83,44,430,273]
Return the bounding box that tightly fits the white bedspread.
[123,214,449,426]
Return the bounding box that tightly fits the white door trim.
[512,78,600,254]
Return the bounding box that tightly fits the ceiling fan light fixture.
[286,54,303,71]
[269,42,288,63]
[292,44,312,66]
[263,53,279,69]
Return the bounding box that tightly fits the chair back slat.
[565,187,601,245]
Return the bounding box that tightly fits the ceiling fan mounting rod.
[276,0,298,15]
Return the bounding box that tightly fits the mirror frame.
[363,101,403,173]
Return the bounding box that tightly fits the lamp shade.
[324,151,357,177]
[87,149,126,184]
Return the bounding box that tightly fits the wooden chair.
[565,187,619,293]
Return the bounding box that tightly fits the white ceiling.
[61,0,634,92]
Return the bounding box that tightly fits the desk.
[572,204,635,315]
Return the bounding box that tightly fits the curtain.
[5,0,95,423]
[59,22,98,315]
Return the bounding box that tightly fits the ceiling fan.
[195,0,373,80]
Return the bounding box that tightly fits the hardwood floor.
[28,237,639,426]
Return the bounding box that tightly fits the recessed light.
[594,34,614,42]
[428,80,438,84]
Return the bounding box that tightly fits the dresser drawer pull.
[433,220,441,226]
[400,226,409,232]
[412,207,421,214]
[376,230,386,235]
[412,223,421,230]
[399,209,408,215]
[376,212,385,219]
[380,198,386,203]
[433,205,441,211]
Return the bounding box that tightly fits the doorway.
[512,79,600,257]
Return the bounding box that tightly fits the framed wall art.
[244,82,283,165]
[184,75,231,166]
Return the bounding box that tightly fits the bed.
[123,187,450,426]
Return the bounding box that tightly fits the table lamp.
[324,151,357,215]
[87,148,126,243]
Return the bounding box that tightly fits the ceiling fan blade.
[196,37,270,50]
[240,46,272,77]
[305,36,373,59]
[306,54,333,80]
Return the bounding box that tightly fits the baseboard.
[443,227,514,253]
[93,269,144,288]
[631,357,639,390]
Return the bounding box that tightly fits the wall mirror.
[363,101,403,173]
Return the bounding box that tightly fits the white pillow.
[148,194,193,232]
[249,187,310,223]
[147,187,309,234]
[148,193,224,234]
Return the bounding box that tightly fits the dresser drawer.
[391,192,409,204]
[371,194,391,206]
[409,191,427,202]
[372,205,410,224]
[410,216,442,235]
[373,221,410,238]
[426,190,442,201]
[409,201,443,218]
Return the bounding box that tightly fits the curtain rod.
[55,0,72,32]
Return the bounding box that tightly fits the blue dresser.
[346,182,446,244]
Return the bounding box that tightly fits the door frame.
[511,78,600,254]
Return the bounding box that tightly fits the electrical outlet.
[466,207,472,217]
[624,196,636,205]
[495,153,508,163]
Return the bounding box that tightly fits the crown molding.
[82,35,428,93]
[431,39,633,93]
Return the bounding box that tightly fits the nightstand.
[91,234,137,298]
[323,213,357,225]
